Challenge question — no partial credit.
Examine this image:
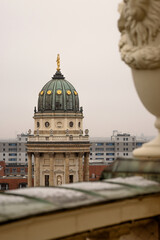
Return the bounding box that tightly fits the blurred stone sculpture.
[118,0,160,158]
[118,0,160,69]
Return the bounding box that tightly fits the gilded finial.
[56,54,60,71]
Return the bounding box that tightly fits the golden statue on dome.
[56,54,60,71]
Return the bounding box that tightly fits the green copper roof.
[38,71,79,113]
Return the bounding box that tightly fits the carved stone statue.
[57,175,62,185]
[50,129,53,135]
[85,129,89,136]
[28,129,31,135]
[118,0,160,69]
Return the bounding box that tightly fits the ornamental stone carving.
[118,0,160,69]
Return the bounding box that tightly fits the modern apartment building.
[90,130,147,165]
[0,134,29,165]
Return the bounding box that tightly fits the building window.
[3,143,5,146]
[3,153,5,156]
[95,153,104,156]
[117,143,119,146]
[12,168,17,173]
[106,148,115,151]
[123,153,125,156]
[106,153,114,156]
[19,183,27,188]
[69,121,73,127]
[45,121,50,128]
[78,122,81,128]
[136,142,143,146]
[0,183,9,190]
[9,158,17,162]
[20,168,25,174]
[90,153,92,155]
[9,153,17,156]
[106,143,114,146]
[9,148,17,152]
[5,168,10,174]
[91,173,96,179]
[9,143,17,146]
[3,149,5,151]
[117,138,119,140]
[117,148,119,151]
[123,138,125,141]
[95,148,104,151]
[37,122,40,128]
[96,143,104,146]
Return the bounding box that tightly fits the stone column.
[27,153,32,187]
[35,153,40,187]
[78,152,83,182]
[84,152,89,181]
[65,153,70,184]
[49,153,54,186]
[34,154,37,187]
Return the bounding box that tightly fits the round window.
[37,122,40,128]
[69,121,73,127]
[45,122,50,128]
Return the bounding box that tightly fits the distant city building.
[0,134,30,165]
[90,130,147,165]
[0,131,148,167]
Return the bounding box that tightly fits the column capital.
[78,152,84,158]
[49,153,55,158]
[27,152,32,157]
[34,152,40,158]
[84,152,90,158]
[65,152,70,158]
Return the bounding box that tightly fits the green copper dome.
[38,71,80,113]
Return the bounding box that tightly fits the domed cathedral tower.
[27,55,90,187]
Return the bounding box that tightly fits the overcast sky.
[0,0,157,139]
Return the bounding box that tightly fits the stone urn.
[118,0,160,159]
[132,69,160,159]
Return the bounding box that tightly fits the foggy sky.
[0,0,157,139]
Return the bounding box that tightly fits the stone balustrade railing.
[28,135,89,142]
